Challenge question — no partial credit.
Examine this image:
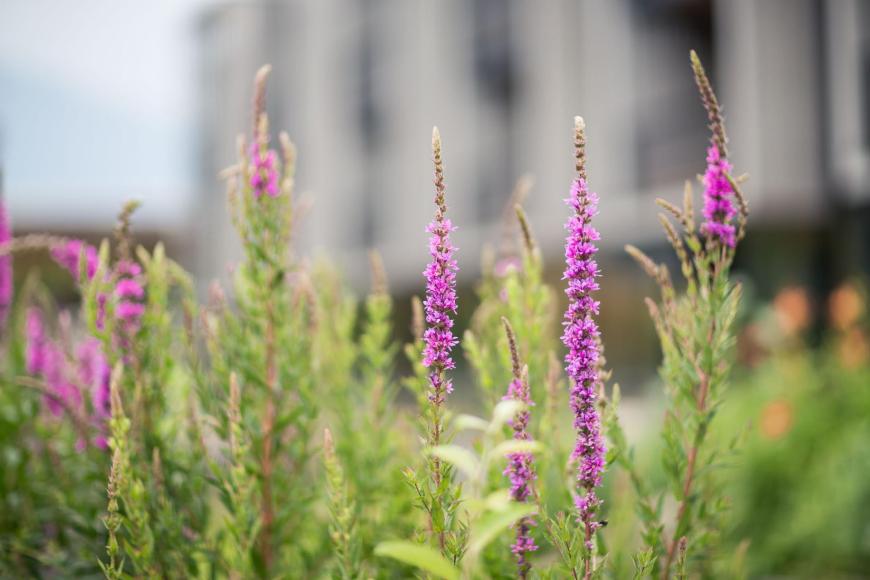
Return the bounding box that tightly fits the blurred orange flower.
[828,283,864,331]
[839,328,869,369]
[760,399,793,440]
[773,286,811,337]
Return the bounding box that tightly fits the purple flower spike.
[51,240,99,281]
[562,118,606,554]
[77,338,111,449]
[26,308,48,375]
[501,319,538,578]
[700,144,736,248]
[115,260,145,335]
[422,127,458,410]
[0,199,12,328]
[249,139,280,198]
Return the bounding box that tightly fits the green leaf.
[428,445,479,479]
[374,541,459,580]
[469,503,537,554]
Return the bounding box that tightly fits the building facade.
[197,0,870,290]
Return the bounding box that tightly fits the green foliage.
[379,400,540,578]
[5,55,862,580]
[716,314,870,577]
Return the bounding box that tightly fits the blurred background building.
[196,0,870,293]
[2,0,869,376]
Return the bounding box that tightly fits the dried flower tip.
[514,204,537,257]
[658,214,684,253]
[0,234,69,257]
[109,363,124,419]
[108,447,123,496]
[280,132,296,169]
[682,180,695,233]
[656,198,685,227]
[644,297,662,325]
[432,126,446,214]
[229,373,241,419]
[501,317,521,379]
[253,64,272,132]
[368,250,388,296]
[279,132,297,196]
[690,50,728,158]
[574,116,587,180]
[625,245,660,281]
[411,296,425,341]
[113,200,141,262]
[511,174,533,208]
[323,427,335,459]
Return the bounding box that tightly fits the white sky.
[0,0,225,230]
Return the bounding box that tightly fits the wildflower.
[501,318,537,578]
[0,199,11,328]
[562,117,606,554]
[422,127,458,408]
[700,144,737,248]
[690,50,738,249]
[51,239,99,281]
[115,260,145,335]
[77,338,111,448]
[26,307,48,375]
[249,65,280,199]
[249,140,280,198]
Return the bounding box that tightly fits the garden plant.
[2,51,832,579]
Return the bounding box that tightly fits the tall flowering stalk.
[501,317,537,578]
[690,50,741,251]
[561,116,606,577]
[412,126,465,560]
[627,52,749,579]
[423,126,459,419]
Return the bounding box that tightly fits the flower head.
[115,260,145,335]
[700,144,736,248]
[249,140,280,198]
[26,307,48,375]
[249,65,281,199]
[26,313,81,419]
[501,318,538,576]
[51,240,99,281]
[562,118,606,550]
[422,127,458,407]
[77,338,111,449]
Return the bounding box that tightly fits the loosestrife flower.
[26,307,48,375]
[27,307,110,449]
[690,50,739,249]
[0,199,12,328]
[51,239,109,329]
[249,140,280,198]
[77,338,111,448]
[561,117,606,556]
[26,309,80,418]
[115,260,145,335]
[51,240,99,281]
[502,318,537,577]
[422,127,458,410]
[700,144,736,248]
[248,64,280,199]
